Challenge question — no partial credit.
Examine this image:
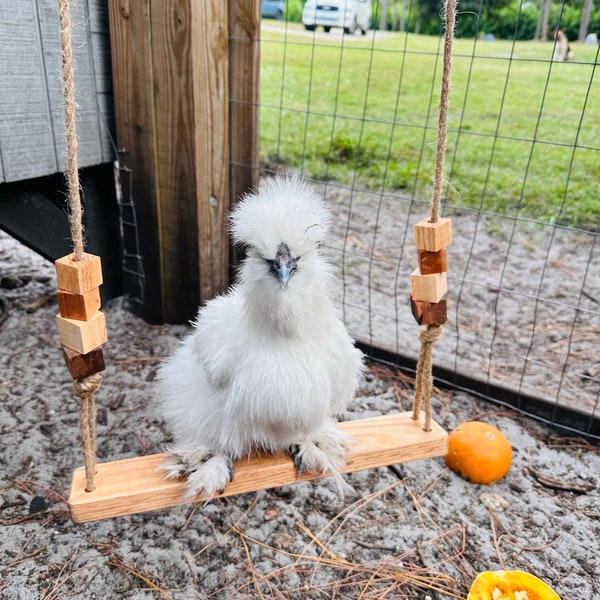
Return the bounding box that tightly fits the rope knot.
[72,373,103,399]
[419,324,444,345]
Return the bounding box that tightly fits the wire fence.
[254,3,599,438]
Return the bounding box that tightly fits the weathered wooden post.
[108,0,259,323]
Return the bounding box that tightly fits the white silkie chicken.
[158,176,364,500]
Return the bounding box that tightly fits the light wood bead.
[57,288,101,321]
[414,217,452,252]
[55,253,103,295]
[56,311,108,355]
[411,268,447,303]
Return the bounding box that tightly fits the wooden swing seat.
[69,412,448,522]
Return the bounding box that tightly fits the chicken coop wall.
[0,0,114,184]
[0,1,121,300]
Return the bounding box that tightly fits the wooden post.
[230,1,261,206]
[108,0,259,323]
[229,1,261,268]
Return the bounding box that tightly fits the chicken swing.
[56,0,455,523]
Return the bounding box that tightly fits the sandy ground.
[1,230,599,600]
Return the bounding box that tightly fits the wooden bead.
[62,345,106,379]
[57,288,101,321]
[414,217,452,252]
[410,296,447,325]
[55,253,103,295]
[411,268,447,303]
[56,311,108,355]
[418,249,447,275]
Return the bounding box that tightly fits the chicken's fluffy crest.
[230,176,331,257]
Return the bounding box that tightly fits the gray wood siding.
[0,0,114,183]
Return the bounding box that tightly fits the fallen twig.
[108,556,175,600]
[112,356,167,365]
[528,466,596,493]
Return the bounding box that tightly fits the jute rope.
[58,0,84,260]
[74,374,102,491]
[412,0,457,431]
[412,325,444,432]
[430,0,457,225]
[58,0,100,491]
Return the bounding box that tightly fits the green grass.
[259,23,600,228]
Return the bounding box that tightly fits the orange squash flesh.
[467,570,561,600]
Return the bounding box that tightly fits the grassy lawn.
[259,23,599,228]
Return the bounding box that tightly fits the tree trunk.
[534,2,543,40]
[379,0,389,31]
[400,0,406,32]
[535,0,552,41]
[541,0,552,41]
[578,0,593,42]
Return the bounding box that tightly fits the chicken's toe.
[288,426,354,497]
[288,444,304,477]
[159,446,214,479]
[183,454,234,501]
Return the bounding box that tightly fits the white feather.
[158,176,364,500]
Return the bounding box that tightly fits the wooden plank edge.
[69,412,448,523]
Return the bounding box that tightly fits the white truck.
[302,0,372,35]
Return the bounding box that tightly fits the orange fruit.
[445,421,512,484]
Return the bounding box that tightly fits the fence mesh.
[253,2,599,438]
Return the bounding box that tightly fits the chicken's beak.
[276,264,292,289]
[267,242,298,289]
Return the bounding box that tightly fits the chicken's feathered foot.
[288,425,354,497]
[160,447,234,502]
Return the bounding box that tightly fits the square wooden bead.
[57,288,101,321]
[414,217,452,252]
[418,248,447,275]
[410,296,447,325]
[410,268,447,303]
[62,344,106,379]
[55,253,103,295]
[56,311,108,355]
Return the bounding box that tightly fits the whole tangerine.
[445,421,512,484]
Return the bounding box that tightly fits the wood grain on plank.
[69,412,448,522]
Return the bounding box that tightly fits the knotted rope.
[413,325,444,432]
[412,0,457,431]
[73,374,102,491]
[58,0,100,490]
